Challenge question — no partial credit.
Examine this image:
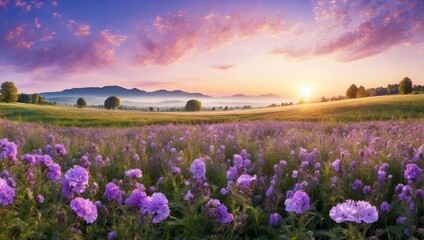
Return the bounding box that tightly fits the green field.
[0,95,423,127]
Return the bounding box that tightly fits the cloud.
[273,0,424,62]
[0,0,9,8]
[209,64,236,70]
[134,11,287,66]
[74,24,91,37]
[0,26,127,74]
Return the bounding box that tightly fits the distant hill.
[40,85,210,99]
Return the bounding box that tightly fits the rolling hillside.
[0,95,423,127]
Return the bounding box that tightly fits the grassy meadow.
[0,94,423,127]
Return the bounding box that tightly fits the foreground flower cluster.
[0,120,423,239]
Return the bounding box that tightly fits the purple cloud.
[209,64,236,70]
[134,11,287,66]
[273,0,424,61]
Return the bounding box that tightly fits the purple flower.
[220,188,228,196]
[215,204,234,224]
[104,182,125,205]
[329,200,378,224]
[332,159,341,172]
[226,166,238,180]
[94,155,105,167]
[190,158,206,179]
[46,163,62,182]
[54,144,67,157]
[80,156,91,168]
[37,155,54,167]
[172,167,180,174]
[398,185,412,202]
[291,170,298,179]
[125,188,147,208]
[0,140,18,162]
[37,194,44,204]
[184,190,195,202]
[0,177,15,206]
[107,231,117,240]
[397,216,407,225]
[380,201,390,213]
[21,154,36,166]
[125,169,142,179]
[352,179,363,191]
[236,174,256,189]
[142,192,170,223]
[63,165,89,194]
[362,185,371,194]
[284,190,310,214]
[404,164,422,183]
[269,213,282,226]
[70,197,98,224]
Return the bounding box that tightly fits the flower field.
[0,120,423,239]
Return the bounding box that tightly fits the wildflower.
[362,185,371,194]
[329,200,378,224]
[70,197,98,224]
[215,204,234,224]
[125,169,142,179]
[332,159,341,172]
[46,163,62,182]
[37,194,44,204]
[104,182,125,205]
[21,154,36,166]
[63,165,90,194]
[236,174,257,189]
[0,177,15,206]
[184,190,195,202]
[269,213,282,226]
[107,231,117,240]
[380,201,390,213]
[172,167,180,174]
[352,179,363,191]
[220,188,228,196]
[226,166,238,180]
[142,192,170,223]
[404,164,422,183]
[0,140,18,162]
[80,156,91,168]
[397,216,407,225]
[284,190,310,214]
[292,170,298,179]
[54,144,67,157]
[190,158,206,179]
[125,188,147,208]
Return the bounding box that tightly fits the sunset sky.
[0,0,423,99]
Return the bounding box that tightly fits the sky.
[0,0,423,99]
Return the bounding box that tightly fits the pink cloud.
[134,11,287,66]
[209,64,236,70]
[34,18,41,29]
[0,0,9,8]
[74,24,91,37]
[274,0,424,62]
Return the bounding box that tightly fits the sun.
[299,85,313,100]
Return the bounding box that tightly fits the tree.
[346,84,358,99]
[1,81,18,103]
[185,99,201,111]
[77,97,87,108]
[399,77,413,94]
[356,85,368,98]
[104,96,120,110]
[149,107,154,111]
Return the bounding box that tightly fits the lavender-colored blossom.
[362,185,371,194]
[226,166,238,180]
[46,163,62,182]
[398,185,412,202]
[269,213,282,226]
[107,231,117,240]
[184,190,195,201]
[54,144,67,157]
[284,190,310,214]
[236,174,257,189]
[0,177,15,206]
[37,155,54,167]
[125,188,147,208]
[104,182,125,205]
[380,201,390,213]
[190,158,206,179]
[404,164,422,183]
[142,192,170,223]
[125,169,142,179]
[21,154,36,166]
[0,140,18,162]
[352,179,363,191]
[415,189,424,199]
[397,216,407,225]
[37,194,44,204]
[70,197,98,224]
[63,165,89,194]
[172,166,181,174]
[220,188,229,196]
[80,156,91,168]
[292,170,298,178]
[332,159,341,172]
[215,204,234,224]
[329,200,378,224]
[94,155,105,168]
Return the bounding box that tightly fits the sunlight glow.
[299,85,313,100]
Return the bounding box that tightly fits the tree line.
[345,77,421,99]
[0,81,55,105]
